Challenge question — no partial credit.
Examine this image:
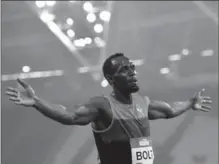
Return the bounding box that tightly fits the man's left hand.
[191,88,212,112]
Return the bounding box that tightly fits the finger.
[201,100,212,104]
[201,105,212,110]
[14,101,22,105]
[199,108,210,112]
[199,105,211,112]
[6,87,18,93]
[17,78,29,88]
[9,97,20,102]
[5,91,17,97]
[202,96,211,100]
[198,88,205,97]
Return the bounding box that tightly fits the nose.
[129,70,137,78]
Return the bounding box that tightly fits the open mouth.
[129,79,138,84]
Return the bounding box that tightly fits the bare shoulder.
[88,96,111,110]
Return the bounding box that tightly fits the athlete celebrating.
[5,53,212,164]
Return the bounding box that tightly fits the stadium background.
[1,1,218,164]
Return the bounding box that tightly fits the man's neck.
[113,89,132,104]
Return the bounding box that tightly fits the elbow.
[165,109,175,119]
[57,120,73,125]
[55,117,75,125]
[60,122,72,125]
[161,103,176,119]
[166,113,174,119]
[59,119,90,126]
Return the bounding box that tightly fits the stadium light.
[66,17,74,25]
[86,13,96,23]
[101,79,109,87]
[181,49,189,56]
[74,39,86,47]
[40,11,55,22]
[132,59,144,66]
[160,67,170,74]
[78,66,89,73]
[84,37,92,44]
[94,37,105,47]
[83,2,93,12]
[46,1,56,7]
[67,29,75,38]
[201,49,214,57]
[168,54,181,61]
[94,23,103,33]
[22,66,31,73]
[35,1,46,8]
[99,10,111,22]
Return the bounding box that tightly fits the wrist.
[32,96,39,107]
[189,98,196,110]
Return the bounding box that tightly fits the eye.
[117,64,135,74]
[130,64,135,70]
[119,66,127,73]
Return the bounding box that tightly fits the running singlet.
[92,93,154,164]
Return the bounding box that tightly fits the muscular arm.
[148,100,193,120]
[33,96,101,125]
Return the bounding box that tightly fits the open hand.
[5,78,36,107]
[191,88,212,112]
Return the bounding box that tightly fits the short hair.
[102,53,125,78]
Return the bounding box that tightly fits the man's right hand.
[5,78,103,125]
[5,78,36,107]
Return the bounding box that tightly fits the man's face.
[110,56,139,93]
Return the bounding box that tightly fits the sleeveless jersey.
[92,93,151,164]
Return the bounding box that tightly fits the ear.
[105,75,113,85]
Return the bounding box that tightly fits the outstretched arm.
[148,89,212,120]
[33,97,100,125]
[5,78,101,125]
[148,100,193,120]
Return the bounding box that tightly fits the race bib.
[130,137,154,164]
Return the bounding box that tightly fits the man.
[6,53,212,164]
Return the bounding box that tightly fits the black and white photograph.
[1,1,218,164]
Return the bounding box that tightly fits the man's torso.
[91,94,154,164]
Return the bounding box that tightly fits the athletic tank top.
[92,93,151,164]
